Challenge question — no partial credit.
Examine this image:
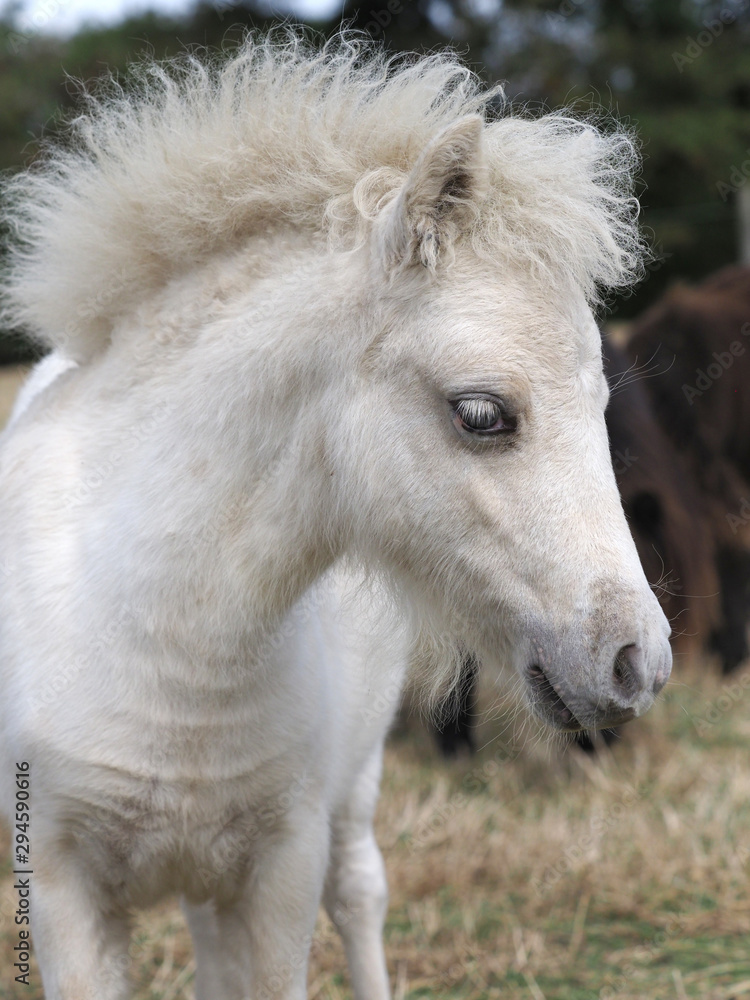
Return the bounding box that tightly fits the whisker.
[606,347,676,396]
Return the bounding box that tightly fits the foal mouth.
[527,664,583,732]
[527,665,640,733]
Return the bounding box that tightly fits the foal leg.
[30,855,131,1000]
[184,803,331,1000]
[324,747,391,1000]
[181,899,252,999]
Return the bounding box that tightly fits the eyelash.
[452,396,518,436]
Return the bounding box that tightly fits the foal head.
[332,114,671,732]
[0,37,670,732]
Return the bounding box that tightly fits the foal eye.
[452,396,517,436]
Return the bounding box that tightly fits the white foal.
[0,34,671,1000]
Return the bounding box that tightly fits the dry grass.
[1,365,750,999]
[3,680,750,1000]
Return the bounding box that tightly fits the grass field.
[1,366,750,1000]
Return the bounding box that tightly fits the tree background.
[1,0,748,361]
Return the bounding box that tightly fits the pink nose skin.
[652,667,670,695]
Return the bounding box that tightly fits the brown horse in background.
[627,265,750,673]
[605,339,722,668]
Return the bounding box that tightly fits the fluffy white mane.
[1,31,646,362]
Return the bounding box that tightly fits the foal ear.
[377,115,488,274]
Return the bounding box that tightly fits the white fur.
[4,352,77,431]
[0,33,645,363]
[0,34,670,1000]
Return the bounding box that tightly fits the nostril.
[612,644,642,699]
[613,651,626,684]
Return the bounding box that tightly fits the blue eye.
[452,396,517,436]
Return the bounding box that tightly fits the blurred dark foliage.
[1,0,749,360]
